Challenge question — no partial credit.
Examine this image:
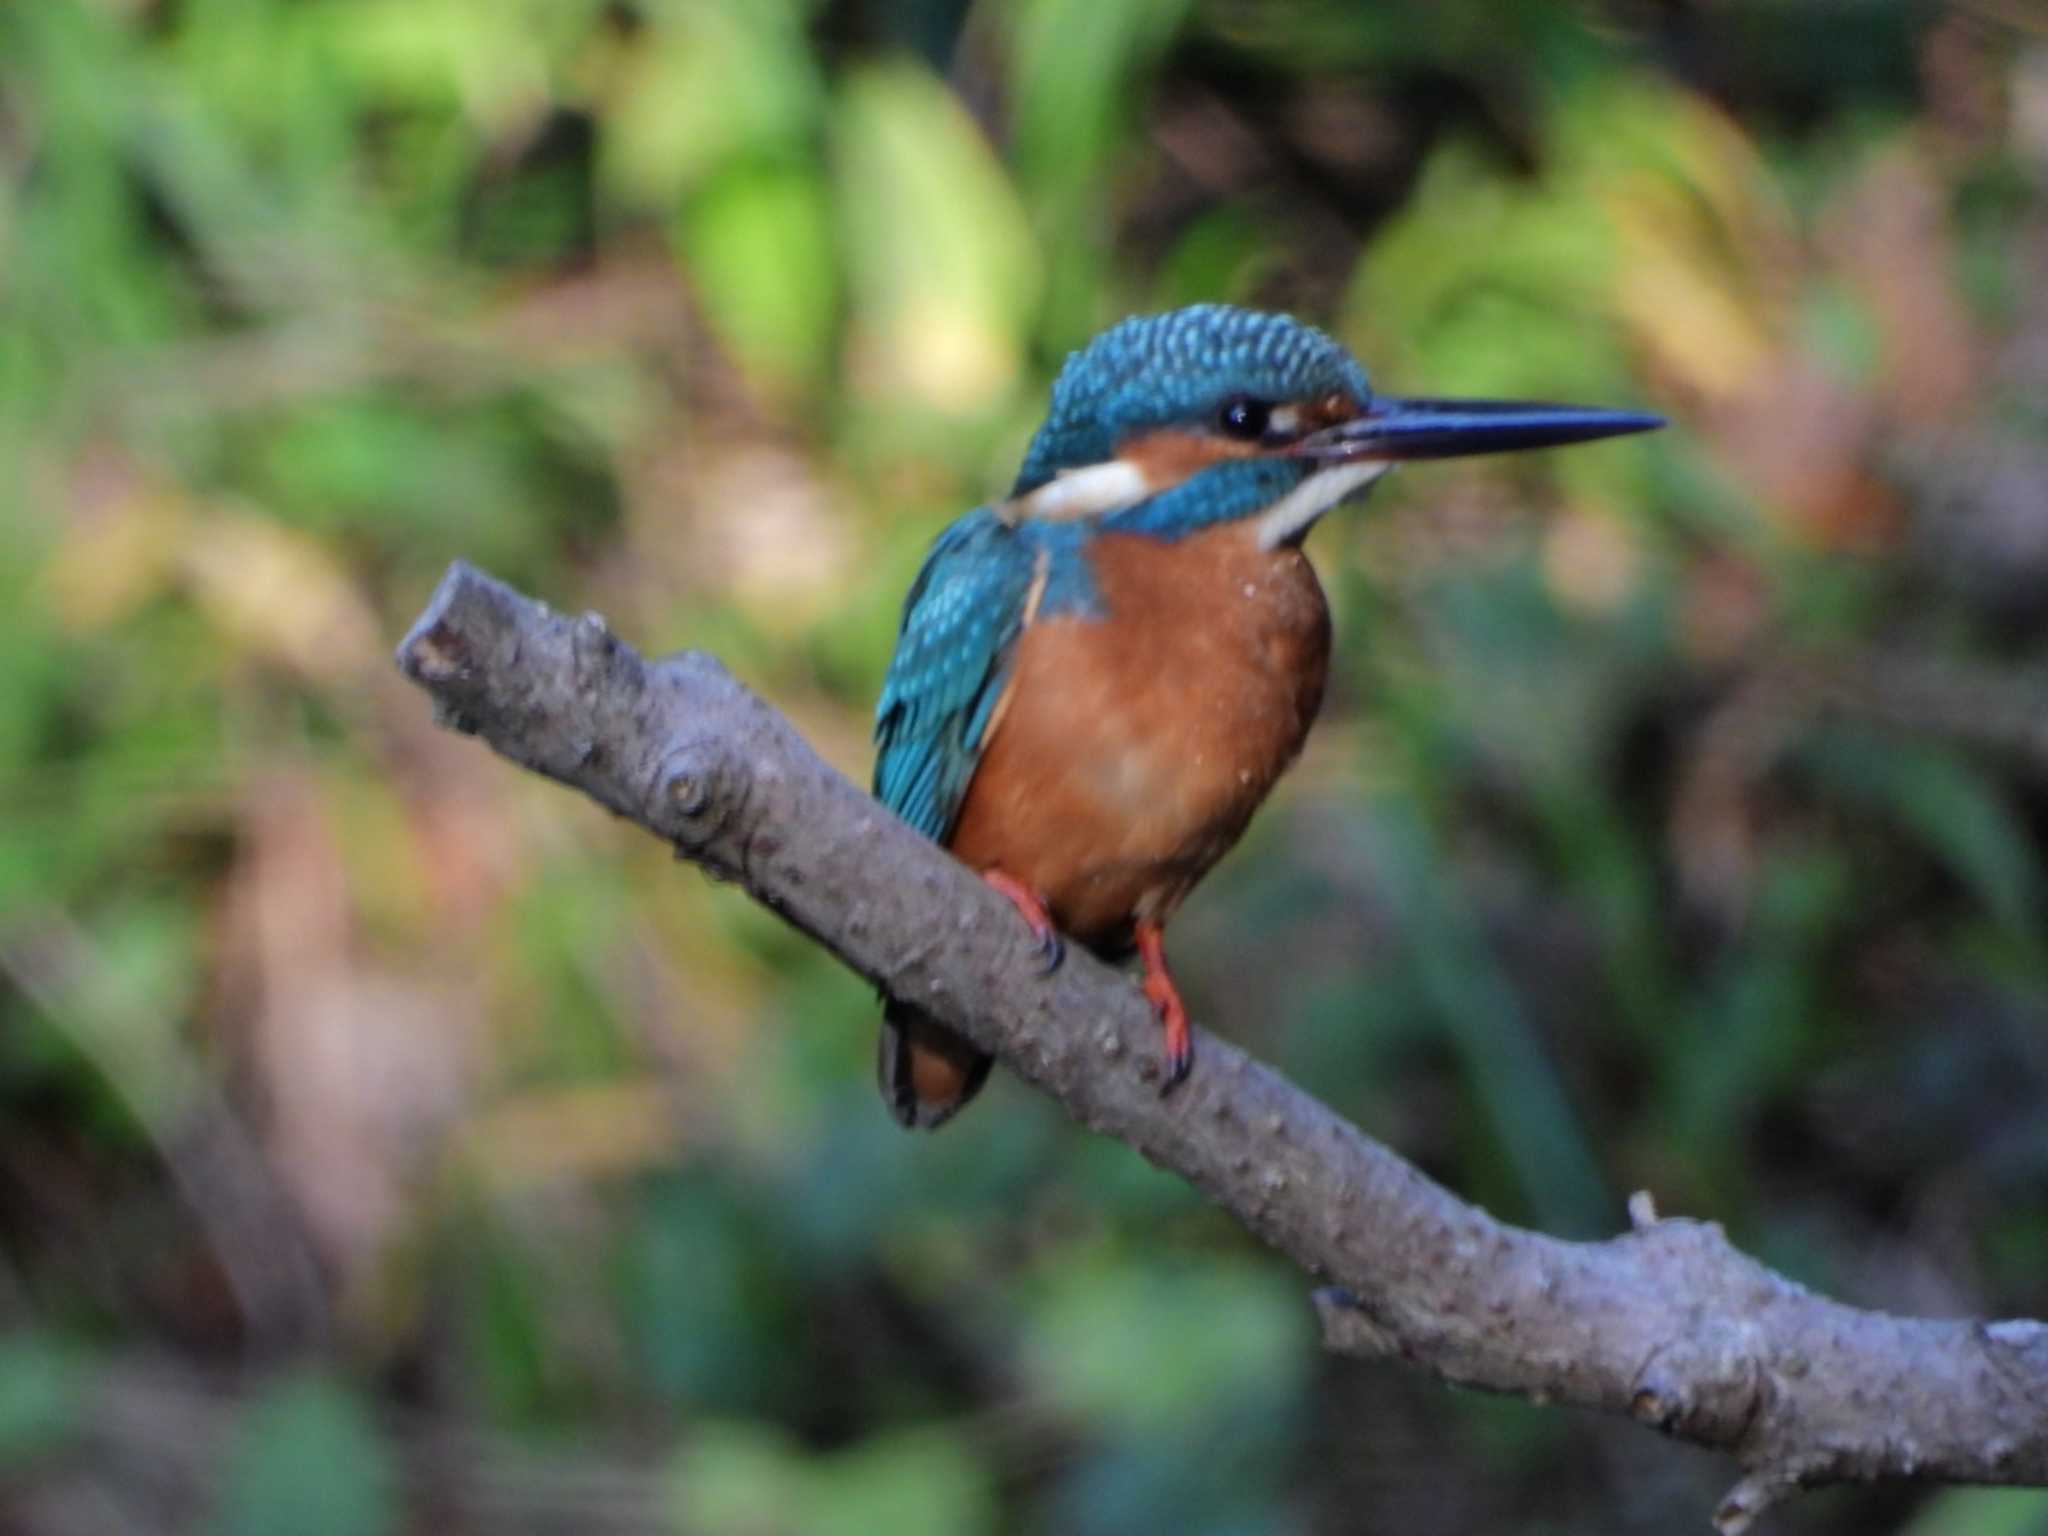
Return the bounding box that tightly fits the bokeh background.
[3,0,2047,1531]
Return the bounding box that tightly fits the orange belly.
[947,519,1330,951]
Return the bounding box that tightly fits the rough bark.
[396,560,2048,1532]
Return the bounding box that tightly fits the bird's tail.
[877,1001,992,1130]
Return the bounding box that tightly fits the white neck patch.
[1001,459,1153,525]
[1253,461,1391,549]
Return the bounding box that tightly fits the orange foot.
[983,869,1064,975]
[1136,919,1192,1095]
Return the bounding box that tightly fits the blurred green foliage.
[214,1376,395,1536]
[2,0,2047,1531]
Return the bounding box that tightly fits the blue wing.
[874,507,1039,842]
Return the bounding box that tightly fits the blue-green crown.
[1011,304,1374,494]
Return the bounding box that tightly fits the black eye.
[1218,397,1273,441]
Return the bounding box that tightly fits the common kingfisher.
[873,304,1660,1128]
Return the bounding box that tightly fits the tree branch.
[396,560,2048,1533]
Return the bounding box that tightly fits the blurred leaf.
[253,391,615,579]
[1357,795,1613,1237]
[1805,729,2044,932]
[12,903,207,1139]
[597,0,821,211]
[493,860,638,1082]
[1046,1413,1308,1536]
[213,1376,395,1536]
[798,1427,996,1536]
[833,62,1040,416]
[0,1337,83,1470]
[1010,0,1189,190]
[1008,0,1191,337]
[1349,71,1784,414]
[1350,138,1615,365]
[780,1097,920,1265]
[1151,207,1279,312]
[43,482,190,634]
[669,1420,811,1536]
[179,509,383,683]
[1565,75,1793,402]
[670,1421,995,1536]
[1024,1256,1308,1434]
[626,1172,801,1415]
[460,1208,553,1419]
[1663,853,1845,1194]
[1898,1487,2048,1536]
[1800,278,1885,388]
[462,1081,683,1188]
[676,162,839,392]
[337,0,597,134]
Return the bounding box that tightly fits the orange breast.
[947,519,1330,951]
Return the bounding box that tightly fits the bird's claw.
[1160,1035,1191,1094]
[1144,967,1192,1094]
[1136,919,1193,1095]
[982,869,1063,976]
[1033,927,1066,976]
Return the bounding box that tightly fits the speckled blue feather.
[1014,304,1374,493]
[873,513,1102,840]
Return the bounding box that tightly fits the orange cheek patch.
[1115,428,1265,490]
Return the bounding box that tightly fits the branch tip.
[394,560,500,687]
[403,622,468,686]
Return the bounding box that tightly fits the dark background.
[2,0,2045,1531]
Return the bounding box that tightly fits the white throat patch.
[1253,461,1391,549]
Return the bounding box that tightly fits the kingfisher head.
[1005,304,1661,547]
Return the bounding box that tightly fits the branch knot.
[652,739,735,846]
[1629,1330,1764,1444]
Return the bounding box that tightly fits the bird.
[871,303,1660,1129]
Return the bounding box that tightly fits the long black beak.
[1292,396,1664,462]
